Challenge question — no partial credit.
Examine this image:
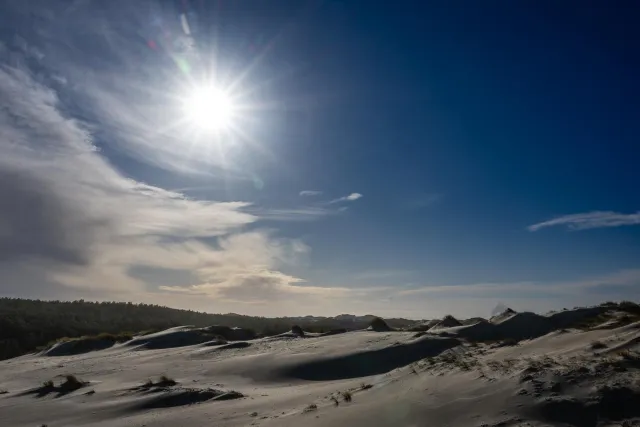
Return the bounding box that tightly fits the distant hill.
[0,298,415,360]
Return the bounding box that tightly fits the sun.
[182,86,235,131]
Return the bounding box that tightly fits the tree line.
[0,298,413,360]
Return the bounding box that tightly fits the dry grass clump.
[140,375,177,389]
[303,403,318,412]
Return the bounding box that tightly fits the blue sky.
[0,0,638,318]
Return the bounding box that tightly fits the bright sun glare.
[183,86,235,131]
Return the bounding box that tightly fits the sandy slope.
[1,309,639,427]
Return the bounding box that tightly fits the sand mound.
[407,319,439,332]
[461,317,488,325]
[430,315,462,329]
[202,325,256,341]
[547,306,607,329]
[42,338,115,356]
[430,311,553,342]
[431,307,614,343]
[368,317,393,332]
[278,335,459,380]
[196,342,252,356]
[125,327,220,350]
[489,308,516,323]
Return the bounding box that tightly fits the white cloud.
[299,190,323,196]
[329,192,363,204]
[528,211,640,231]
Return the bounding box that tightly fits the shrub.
[360,383,373,390]
[590,340,607,350]
[42,380,54,389]
[341,390,352,402]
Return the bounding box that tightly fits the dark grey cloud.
[0,168,107,266]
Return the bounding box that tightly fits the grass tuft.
[303,403,318,413]
[341,390,352,402]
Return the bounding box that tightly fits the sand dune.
[125,326,220,349]
[1,303,639,427]
[42,338,115,356]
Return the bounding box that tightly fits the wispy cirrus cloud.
[329,192,363,204]
[528,211,640,231]
[299,190,323,197]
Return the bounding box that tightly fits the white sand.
[1,308,639,427]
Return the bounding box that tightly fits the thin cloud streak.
[329,192,363,204]
[397,269,640,297]
[299,190,323,196]
[528,211,640,231]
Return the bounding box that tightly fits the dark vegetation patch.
[135,375,177,391]
[0,298,413,360]
[23,375,88,397]
[303,403,318,413]
[133,388,243,409]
